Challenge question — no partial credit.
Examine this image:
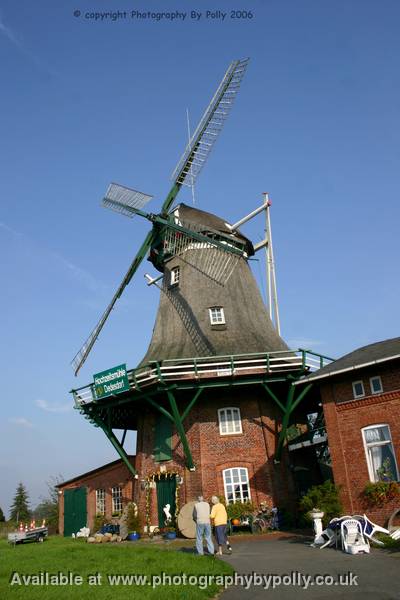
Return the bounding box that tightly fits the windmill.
[70,59,333,535]
[72,58,250,376]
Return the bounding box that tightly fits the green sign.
[93,363,129,399]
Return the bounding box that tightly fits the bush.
[299,480,342,526]
[361,481,400,508]
[375,533,400,550]
[226,501,254,521]
[92,514,107,534]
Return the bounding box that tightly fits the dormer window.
[370,376,383,395]
[352,380,365,399]
[170,266,180,286]
[209,306,225,325]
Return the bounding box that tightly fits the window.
[362,425,399,482]
[218,407,242,435]
[170,266,180,286]
[209,307,225,325]
[111,486,123,513]
[352,380,365,399]
[95,489,105,515]
[370,376,383,395]
[223,468,251,504]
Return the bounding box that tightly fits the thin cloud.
[36,399,72,414]
[0,12,23,49]
[0,9,57,78]
[55,254,107,295]
[9,417,34,428]
[0,221,22,236]
[287,338,323,350]
[1,219,105,297]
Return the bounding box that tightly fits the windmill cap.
[173,203,254,256]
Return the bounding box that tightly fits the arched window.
[362,424,399,482]
[218,407,242,435]
[223,467,250,504]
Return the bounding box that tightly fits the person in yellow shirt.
[210,496,232,555]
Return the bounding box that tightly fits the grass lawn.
[0,536,233,599]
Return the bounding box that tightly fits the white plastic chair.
[390,529,400,540]
[340,519,370,554]
[353,514,389,546]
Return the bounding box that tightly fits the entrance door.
[64,487,87,536]
[156,476,176,527]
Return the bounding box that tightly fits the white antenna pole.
[263,193,281,335]
[186,108,196,205]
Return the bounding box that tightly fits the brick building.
[57,457,135,536]
[298,337,400,526]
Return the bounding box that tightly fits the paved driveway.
[219,535,400,599]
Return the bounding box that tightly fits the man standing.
[192,496,214,556]
[210,496,232,555]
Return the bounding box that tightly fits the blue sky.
[1,0,399,517]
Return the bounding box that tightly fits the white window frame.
[369,376,383,395]
[111,486,123,513]
[361,424,399,482]
[95,488,106,515]
[223,467,251,504]
[170,266,180,286]
[352,380,365,399]
[209,306,225,325]
[218,407,242,435]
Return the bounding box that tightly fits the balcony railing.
[71,348,333,407]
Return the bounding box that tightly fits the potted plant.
[164,526,177,540]
[126,504,141,541]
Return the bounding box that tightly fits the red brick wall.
[58,459,135,535]
[321,364,400,526]
[134,386,296,528]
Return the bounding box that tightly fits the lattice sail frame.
[172,58,249,188]
[102,183,153,218]
[162,219,244,285]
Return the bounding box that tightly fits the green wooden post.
[274,384,295,463]
[93,417,137,477]
[181,387,204,422]
[167,390,195,470]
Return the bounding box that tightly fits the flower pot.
[165,531,176,540]
[128,533,140,541]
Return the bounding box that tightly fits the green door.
[156,476,176,527]
[64,487,87,537]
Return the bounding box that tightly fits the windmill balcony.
[71,349,333,407]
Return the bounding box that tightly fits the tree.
[0,506,5,522]
[33,475,64,532]
[10,482,30,523]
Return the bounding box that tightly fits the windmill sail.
[102,183,153,218]
[171,58,249,191]
[71,229,156,375]
[71,59,249,375]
